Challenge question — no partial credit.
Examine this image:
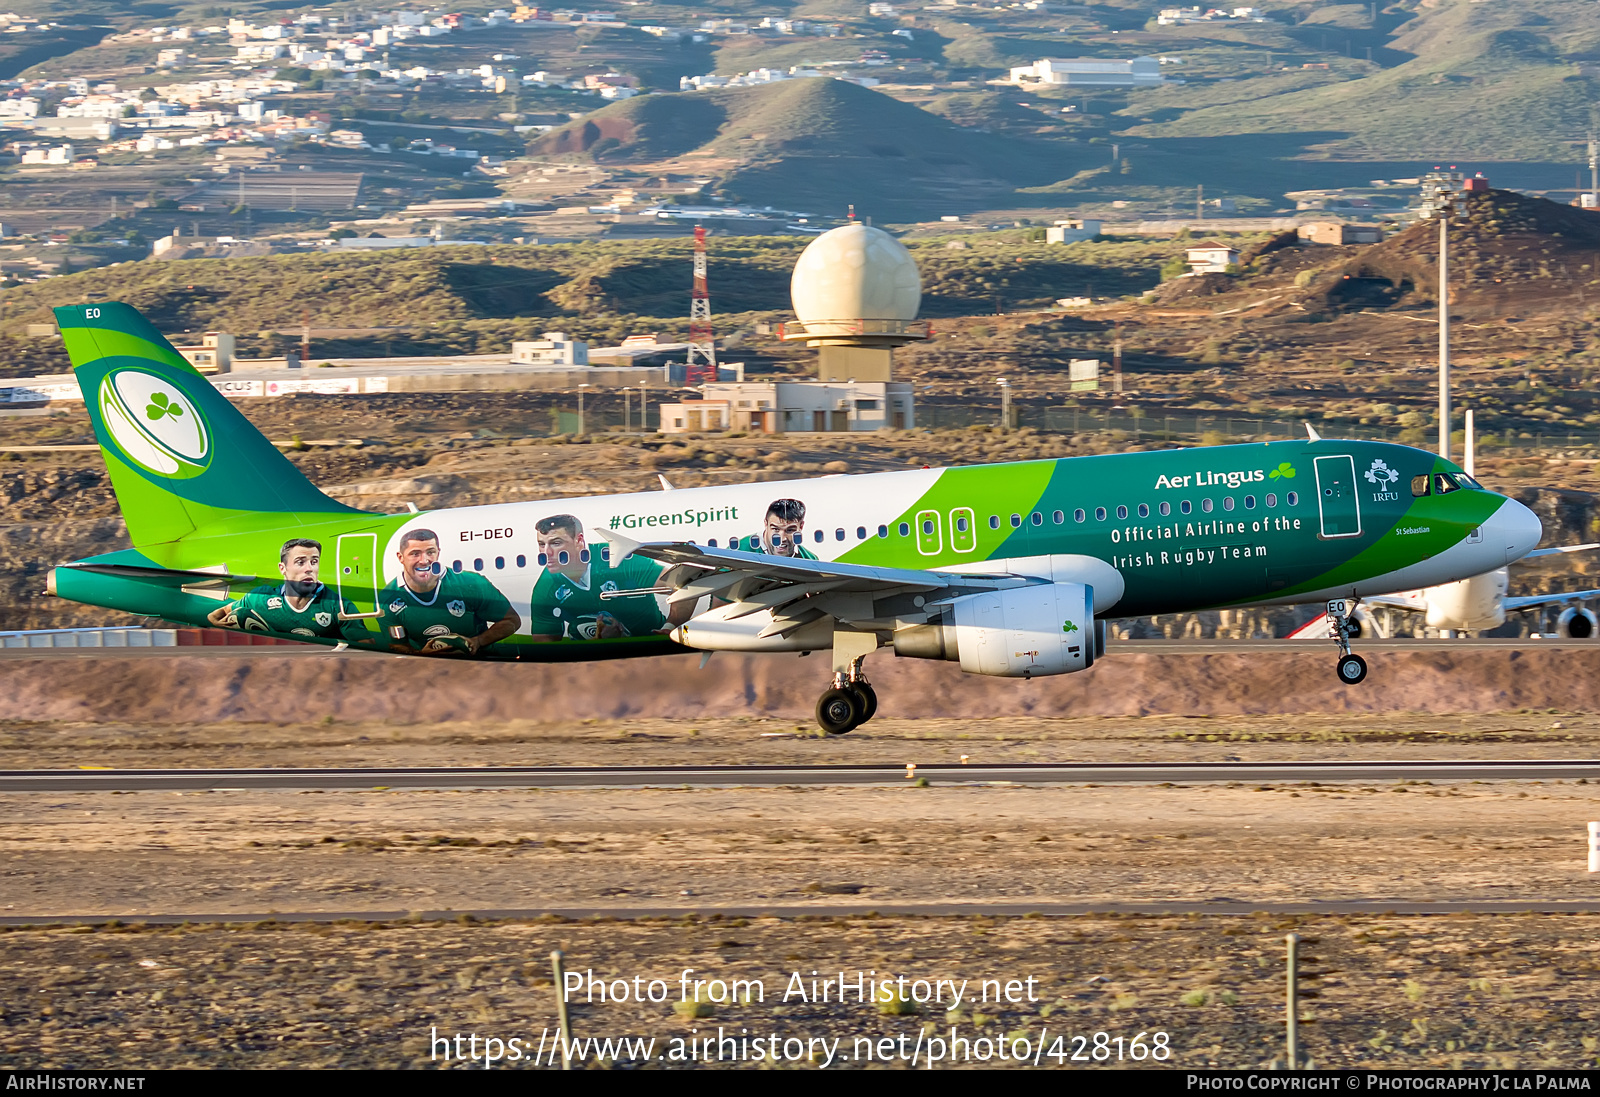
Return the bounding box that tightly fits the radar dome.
[790,223,920,330]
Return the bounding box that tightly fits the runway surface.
[5,899,1600,927]
[5,758,1599,792]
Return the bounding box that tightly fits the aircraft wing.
[597,531,1037,635]
[1362,592,1428,612]
[1504,589,1600,611]
[1522,542,1600,560]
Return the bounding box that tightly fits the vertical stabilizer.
[53,302,361,547]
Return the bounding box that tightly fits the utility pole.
[300,305,311,367]
[1589,130,1597,208]
[1438,206,1450,463]
[997,376,1010,431]
[1196,183,1204,222]
[577,383,588,436]
[1113,321,1124,394]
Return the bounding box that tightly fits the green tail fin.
[54,301,362,547]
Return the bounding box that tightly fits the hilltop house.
[1185,241,1239,274]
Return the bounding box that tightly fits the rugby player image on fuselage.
[206,537,369,644]
[528,514,694,641]
[379,528,521,656]
[736,498,819,559]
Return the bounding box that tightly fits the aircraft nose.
[1491,496,1542,565]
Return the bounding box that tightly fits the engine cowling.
[1557,606,1598,639]
[894,582,1094,678]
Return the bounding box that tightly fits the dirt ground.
[6,713,1600,1068]
[4,912,1599,1070]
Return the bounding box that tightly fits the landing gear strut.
[1328,598,1368,685]
[816,656,879,735]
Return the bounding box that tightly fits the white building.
[660,380,914,434]
[1184,241,1239,274]
[1046,218,1100,243]
[1009,56,1163,86]
[511,333,589,366]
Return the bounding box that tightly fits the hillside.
[1122,0,1600,162]
[532,79,1077,220]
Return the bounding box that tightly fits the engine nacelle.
[1557,606,1598,639]
[894,582,1094,678]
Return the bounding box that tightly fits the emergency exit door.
[1313,455,1362,539]
[336,532,383,619]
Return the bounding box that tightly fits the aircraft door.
[914,510,942,555]
[1313,455,1362,539]
[336,531,383,618]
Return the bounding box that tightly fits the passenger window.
[1410,474,1431,497]
[516,554,527,568]
[707,539,718,548]
[955,516,969,533]
[835,528,846,541]
[813,530,824,543]
[557,551,569,565]
[1095,507,1107,521]
[877,525,888,538]
[537,553,548,566]
[1434,473,1461,495]
[1052,510,1064,524]
[1137,503,1149,518]
[856,526,866,540]
[1116,505,1128,519]
[1180,500,1192,515]
[494,556,504,570]
[1074,508,1086,523]
[474,559,484,571]
[580,549,590,562]
[1158,501,1170,517]
[1010,514,1022,528]
[1265,494,1277,508]
[1031,512,1043,526]
[988,515,1000,530]
[921,519,934,535]
[1201,499,1213,513]
[1287,491,1299,506]
[1244,495,1255,510]
[452,560,463,572]
[899,522,910,536]
[600,546,610,562]
[1223,497,1235,512]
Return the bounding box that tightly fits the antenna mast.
[686,225,717,385]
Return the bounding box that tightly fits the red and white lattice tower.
[685,224,717,385]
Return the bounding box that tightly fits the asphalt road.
[4,759,1598,792]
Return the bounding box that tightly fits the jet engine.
[1556,606,1598,639]
[893,582,1094,678]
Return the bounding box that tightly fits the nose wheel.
[815,660,878,735]
[1327,599,1368,685]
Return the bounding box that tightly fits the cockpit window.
[1455,473,1482,490]
[1410,474,1430,497]
[1433,473,1462,495]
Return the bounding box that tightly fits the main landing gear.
[1327,598,1369,685]
[816,664,877,735]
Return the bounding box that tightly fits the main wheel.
[816,688,862,735]
[1336,653,1368,685]
[847,681,878,724]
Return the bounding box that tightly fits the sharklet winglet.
[1304,422,1322,442]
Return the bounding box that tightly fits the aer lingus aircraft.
[45,303,1544,733]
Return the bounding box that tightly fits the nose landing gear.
[1328,598,1368,685]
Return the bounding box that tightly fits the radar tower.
[686,225,717,385]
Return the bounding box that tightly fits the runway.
[5,758,1598,792]
[5,898,1600,927]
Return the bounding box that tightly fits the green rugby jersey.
[528,553,665,640]
[380,569,512,652]
[224,583,368,643]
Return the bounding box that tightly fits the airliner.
[45,303,1544,733]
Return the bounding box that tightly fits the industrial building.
[1297,222,1384,246]
[658,380,914,434]
[1008,57,1164,87]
